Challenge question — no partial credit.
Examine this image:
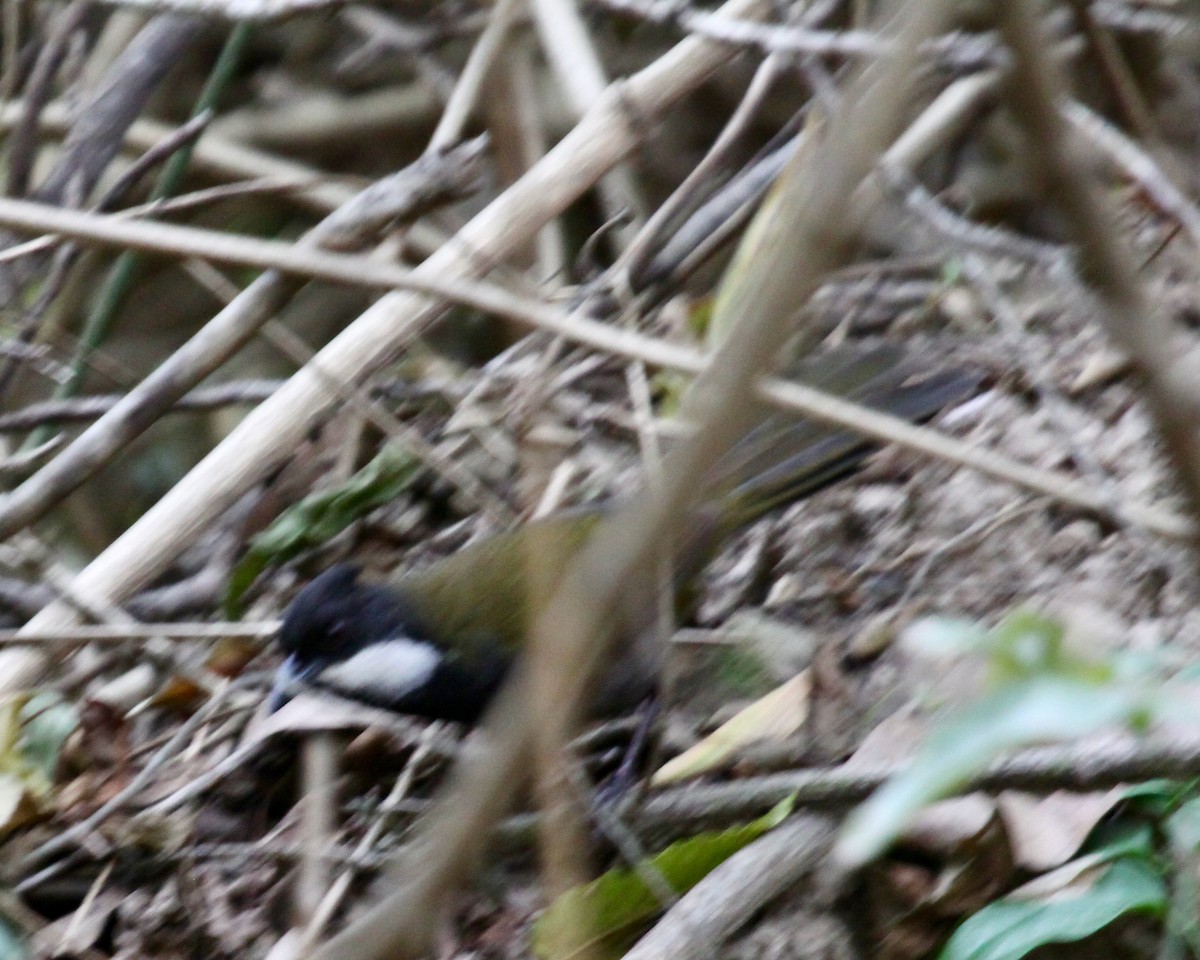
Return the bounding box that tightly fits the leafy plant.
[225,444,423,615]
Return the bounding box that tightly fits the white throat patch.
[318,638,441,701]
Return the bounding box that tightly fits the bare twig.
[638,730,1200,831]
[427,0,523,151]
[529,0,644,245]
[0,621,277,644]
[588,0,1001,68]
[33,15,204,208]
[7,0,95,198]
[0,379,283,432]
[92,0,349,21]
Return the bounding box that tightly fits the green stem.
[35,23,254,446]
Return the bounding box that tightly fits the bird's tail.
[704,345,980,535]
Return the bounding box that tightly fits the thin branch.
[638,730,1200,831]
[0,621,278,644]
[0,378,283,432]
[93,0,349,21]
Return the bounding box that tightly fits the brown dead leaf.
[0,771,44,838]
[206,636,261,678]
[149,675,210,714]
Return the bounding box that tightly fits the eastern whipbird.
[269,347,979,724]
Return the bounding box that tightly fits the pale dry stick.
[211,82,441,151]
[625,359,674,659]
[85,0,344,18]
[315,3,955,958]
[879,162,1062,266]
[532,459,576,518]
[427,0,525,151]
[0,195,1188,542]
[4,533,136,628]
[1091,2,1197,37]
[0,622,278,644]
[622,816,835,960]
[505,41,568,278]
[589,0,1002,68]
[0,176,317,264]
[296,735,339,925]
[594,0,887,56]
[520,411,597,907]
[997,1,1200,540]
[875,69,1001,194]
[0,193,548,300]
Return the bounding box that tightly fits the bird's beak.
[267,653,305,713]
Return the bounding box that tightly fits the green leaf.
[1119,780,1196,818]
[939,858,1166,960]
[532,797,795,960]
[836,677,1155,867]
[225,445,422,615]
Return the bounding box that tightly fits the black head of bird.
[271,562,510,724]
[269,347,980,725]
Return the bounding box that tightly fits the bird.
[269,346,979,725]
